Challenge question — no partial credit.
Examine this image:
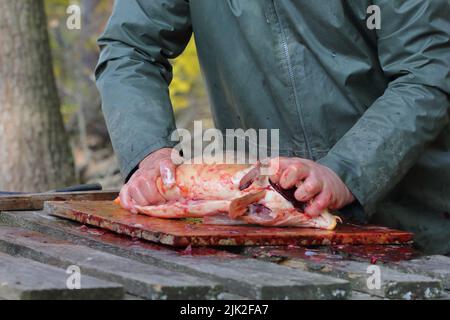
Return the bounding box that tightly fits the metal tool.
[0,183,103,196]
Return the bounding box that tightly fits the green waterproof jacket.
[96,0,450,253]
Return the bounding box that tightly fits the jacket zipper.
[271,0,313,159]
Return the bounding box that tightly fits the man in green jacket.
[95,0,450,253]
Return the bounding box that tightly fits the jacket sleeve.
[318,0,450,215]
[95,0,192,179]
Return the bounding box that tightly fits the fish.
[128,161,341,230]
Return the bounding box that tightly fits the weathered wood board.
[0,226,221,299]
[0,191,119,211]
[281,259,442,299]
[0,214,351,300]
[395,255,450,290]
[243,247,443,299]
[0,252,123,300]
[1,210,448,300]
[44,201,413,247]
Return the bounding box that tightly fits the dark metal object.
[269,180,307,211]
[0,183,102,196]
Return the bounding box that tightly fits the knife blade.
[0,183,103,196]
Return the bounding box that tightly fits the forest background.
[0,0,211,192]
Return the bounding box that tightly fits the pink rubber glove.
[269,157,355,217]
[119,148,178,213]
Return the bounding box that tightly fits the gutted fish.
[130,161,341,230]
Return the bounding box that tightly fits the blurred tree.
[0,0,75,192]
[42,1,209,186]
[46,0,112,176]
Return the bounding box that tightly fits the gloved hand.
[119,148,179,213]
[269,157,355,216]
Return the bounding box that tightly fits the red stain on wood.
[332,243,418,263]
[245,244,418,263]
[45,201,414,247]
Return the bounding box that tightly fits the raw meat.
[129,161,341,230]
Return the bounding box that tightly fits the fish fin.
[229,190,266,219]
[277,210,342,230]
[240,208,342,230]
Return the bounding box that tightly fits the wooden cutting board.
[0,191,119,211]
[44,201,414,247]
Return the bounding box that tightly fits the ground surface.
[0,209,449,300]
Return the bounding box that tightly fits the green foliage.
[170,38,204,112]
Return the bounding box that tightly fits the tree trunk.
[0,0,75,192]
